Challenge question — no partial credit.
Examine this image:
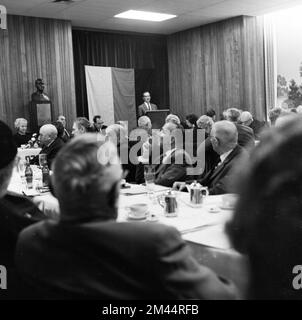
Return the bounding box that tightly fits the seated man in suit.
[15,134,237,299]
[137,115,152,136]
[137,91,157,118]
[154,122,192,187]
[37,124,65,168]
[240,111,266,140]
[174,121,248,195]
[196,115,220,177]
[92,115,107,133]
[57,115,70,143]
[224,108,255,152]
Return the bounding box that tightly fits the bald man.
[38,124,65,168]
[174,121,248,194]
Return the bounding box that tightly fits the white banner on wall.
[85,66,136,130]
[85,66,115,126]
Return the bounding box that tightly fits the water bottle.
[24,159,33,189]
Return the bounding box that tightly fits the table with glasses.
[119,186,249,298]
[7,169,249,298]
[17,147,41,160]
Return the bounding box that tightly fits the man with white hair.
[224,108,255,151]
[240,111,266,140]
[165,113,181,125]
[174,121,248,195]
[38,124,64,168]
[196,115,214,133]
[16,134,236,299]
[155,122,192,187]
[196,115,220,176]
[137,115,152,135]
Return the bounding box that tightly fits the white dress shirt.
[216,149,233,168]
[144,102,151,110]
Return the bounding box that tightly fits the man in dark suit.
[174,121,248,195]
[92,115,107,133]
[196,115,220,177]
[16,134,237,299]
[240,111,266,140]
[155,122,192,187]
[224,108,255,151]
[57,115,71,143]
[137,91,158,118]
[38,124,65,168]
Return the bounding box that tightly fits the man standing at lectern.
[138,91,157,117]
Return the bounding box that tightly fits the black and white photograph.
[1,0,302,306]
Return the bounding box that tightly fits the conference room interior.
[1,0,302,300]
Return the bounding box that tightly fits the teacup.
[127,203,149,219]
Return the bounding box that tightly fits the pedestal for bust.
[29,100,53,132]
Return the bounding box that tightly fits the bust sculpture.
[31,78,50,102]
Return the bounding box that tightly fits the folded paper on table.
[120,184,169,195]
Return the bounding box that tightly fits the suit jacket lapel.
[207,147,239,181]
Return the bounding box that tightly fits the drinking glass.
[39,154,47,168]
[144,165,156,202]
[16,157,26,178]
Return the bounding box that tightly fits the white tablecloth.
[7,177,248,296]
[18,148,41,159]
[118,191,233,250]
[8,175,233,250]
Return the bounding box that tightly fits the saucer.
[127,212,148,221]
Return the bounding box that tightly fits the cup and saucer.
[126,203,149,221]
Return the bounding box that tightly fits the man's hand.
[172,181,187,191]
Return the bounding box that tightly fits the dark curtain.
[72,29,170,118]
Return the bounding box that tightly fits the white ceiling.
[2,0,302,34]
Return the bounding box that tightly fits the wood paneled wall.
[168,16,266,121]
[0,15,76,131]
